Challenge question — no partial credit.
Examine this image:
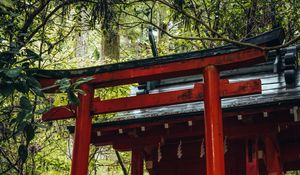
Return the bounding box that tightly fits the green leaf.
[18,144,28,162]
[16,110,27,123]
[73,76,94,88]
[0,82,14,97]
[20,96,32,110]
[35,123,48,129]
[67,90,80,106]
[93,48,100,60]
[74,89,85,95]
[22,62,30,69]
[35,108,47,114]
[31,87,44,97]
[10,118,17,124]
[5,67,22,78]
[56,78,71,92]
[0,51,15,65]
[17,121,27,131]
[14,80,29,93]
[0,0,14,9]
[25,113,33,121]
[24,124,34,143]
[26,76,41,88]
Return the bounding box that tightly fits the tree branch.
[155,0,264,49]
[21,0,98,47]
[18,0,52,45]
[120,9,225,42]
[0,147,19,173]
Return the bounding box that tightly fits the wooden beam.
[113,137,161,151]
[91,117,282,149]
[43,79,261,121]
[131,147,144,175]
[85,106,292,133]
[39,49,265,92]
[92,83,203,115]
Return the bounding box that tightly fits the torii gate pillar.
[70,84,94,175]
[203,65,225,175]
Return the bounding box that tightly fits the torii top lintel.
[37,48,265,92]
[31,28,284,93]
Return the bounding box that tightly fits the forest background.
[0,0,299,174]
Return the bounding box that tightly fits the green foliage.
[55,77,94,105]
[18,144,28,162]
[0,0,300,174]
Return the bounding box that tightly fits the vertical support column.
[131,147,144,175]
[246,139,259,175]
[203,65,225,175]
[71,84,93,175]
[264,136,283,175]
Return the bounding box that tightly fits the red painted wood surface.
[70,84,93,175]
[93,83,203,115]
[281,143,300,163]
[93,122,281,149]
[39,49,265,92]
[264,136,283,175]
[89,107,292,133]
[245,139,259,175]
[42,79,261,121]
[131,147,144,175]
[203,65,225,175]
[43,105,77,121]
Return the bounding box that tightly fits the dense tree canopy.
[0,0,299,174]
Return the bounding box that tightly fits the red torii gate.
[38,48,266,175]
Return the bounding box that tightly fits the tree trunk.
[75,11,89,67]
[101,28,120,61]
[212,0,221,38]
[246,0,258,36]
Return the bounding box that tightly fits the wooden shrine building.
[31,28,300,175]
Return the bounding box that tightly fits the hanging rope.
[200,138,205,158]
[224,136,228,154]
[158,142,162,162]
[177,140,183,159]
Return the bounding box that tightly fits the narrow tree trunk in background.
[270,0,279,28]
[75,11,89,67]
[101,28,120,61]
[212,0,221,38]
[158,8,167,43]
[246,0,257,36]
[76,31,88,58]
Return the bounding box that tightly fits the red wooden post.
[131,147,144,175]
[246,139,259,175]
[203,65,225,175]
[70,84,93,175]
[264,136,283,175]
